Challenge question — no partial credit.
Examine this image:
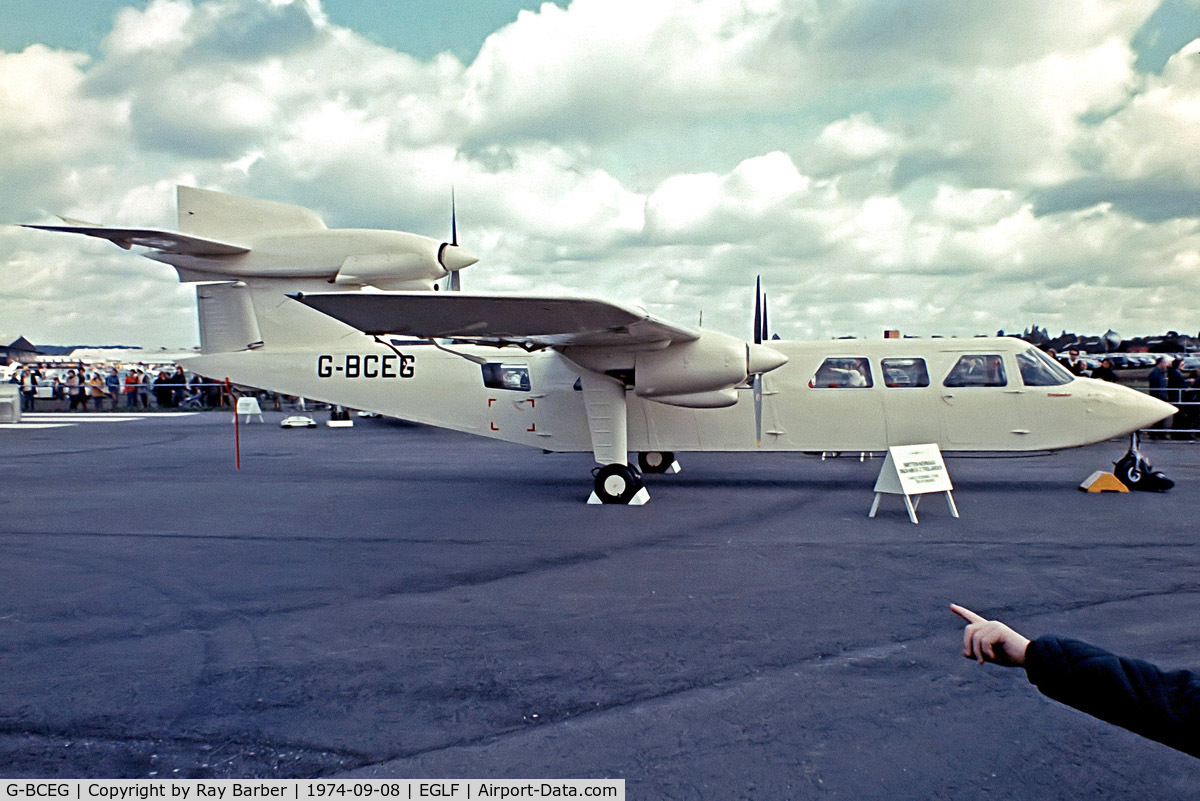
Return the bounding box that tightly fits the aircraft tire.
[1114,454,1175,492]
[637,451,675,474]
[592,463,642,504]
[1114,454,1143,488]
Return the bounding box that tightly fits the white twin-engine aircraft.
[25,187,1175,503]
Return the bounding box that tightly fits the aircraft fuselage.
[188,336,1170,455]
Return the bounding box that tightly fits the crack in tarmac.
[0,529,489,546]
[0,722,370,759]
[0,723,373,778]
[4,434,193,459]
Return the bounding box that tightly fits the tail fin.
[195,278,365,354]
[178,186,327,241]
[196,283,264,354]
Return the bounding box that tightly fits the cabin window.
[481,363,531,392]
[881,358,929,387]
[943,355,1007,387]
[1017,348,1073,387]
[810,358,873,388]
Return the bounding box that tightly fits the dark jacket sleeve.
[1025,635,1200,757]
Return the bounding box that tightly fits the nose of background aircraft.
[747,343,788,376]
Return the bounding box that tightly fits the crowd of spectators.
[1046,347,1121,382]
[9,363,226,412]
[1146,355,1200,438]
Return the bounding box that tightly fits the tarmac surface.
[1,410,1198,798]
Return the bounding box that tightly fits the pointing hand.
[951,604,1031,668]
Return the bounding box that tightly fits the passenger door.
[878,357,942,446]
[938,353,1020,448]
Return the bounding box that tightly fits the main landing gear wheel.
[637,451,675,474]
[592,463,643,504]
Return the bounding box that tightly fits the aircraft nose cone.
[747,343,788,376]
[1079,380,1177,444]
[439,244,479,273]
[1131,388,1177,430]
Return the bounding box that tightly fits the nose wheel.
[589,463,649,505]
[1114,433,1173,491]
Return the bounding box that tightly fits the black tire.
[592,463,643,504]
[1145,471,1175,491]
[1114,454,1143,488]
[1114,454,1173,491]
[637,451,675,474]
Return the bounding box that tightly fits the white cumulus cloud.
[1,0,1198,348]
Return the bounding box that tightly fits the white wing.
[292,291,700,348]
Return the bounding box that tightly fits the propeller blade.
[762,292,769,343]
[753,373,763,447]
[751,278,776,446]
[441,186,466,290]
[753,275,762,345]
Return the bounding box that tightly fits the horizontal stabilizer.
[178,186,327,240]
[293,292,701,348]
[21,224,249,256]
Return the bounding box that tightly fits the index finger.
[950,604,986,624]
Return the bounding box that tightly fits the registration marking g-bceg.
[317,354,414,379]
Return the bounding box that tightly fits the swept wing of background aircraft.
[24,187,1175,503]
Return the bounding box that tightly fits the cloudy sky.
[2,0,1199,348]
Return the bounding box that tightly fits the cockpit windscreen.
[1018,348,1073,386]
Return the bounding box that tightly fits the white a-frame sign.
[869,443,959,524]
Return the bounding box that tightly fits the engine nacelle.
[333,252,443,287]
[648,388,740,408]
[332,242,479,289]
[634,330,753,398]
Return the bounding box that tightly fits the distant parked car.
[1105,354,1135,369]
